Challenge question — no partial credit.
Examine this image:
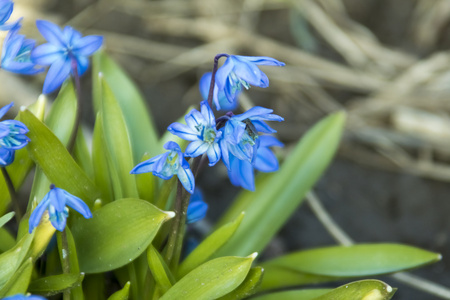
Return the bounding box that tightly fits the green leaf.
[19,108,101,206]
[147,245,175,293]
[108,281,130,300]
[216,111,346,257]
[218,267,264,300]
[28,273,84,297]
[93,51,159,159]
[74,127,94,180]
[259,265,336,291]
[0,212,14,228]
[100,77,139,198]
[251,288,332,300]
[315,280,396,300]
[0,232,34,290]
[0,228,15,253]
[135,153,156,203]
[178,212,245,278]
[160,254,257,300]
[0,257,33,297]
[262,244,441,277]
[71,198,174,273]
[92,112,113,203]
[0,96,46,215]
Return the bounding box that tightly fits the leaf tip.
[248,252,258,260]
[164,211,176,219]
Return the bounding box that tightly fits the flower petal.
[200,100,215,127]
[234,106,273,121]
[254,147,279,172]
[215,56,234,90]
[259,135,284,148]
[0,147,14,166]
[73,35,103,56]
[42,56,71,94]
[75,55,89,76]
[185,140,209,157]
[31,43,62,65]
[206,143,221,166]
[228,155,255,191]
[28,193,51,233]
[199,72,212,100]
[36,20,66,48]
[130,153,165,174]
[232,56,263,87]
[0,102,13,119]
[168,122,199,141]
[63,190,92,219]
[177,165,195,194]
[234,55,285,66]
[185,109,206,130]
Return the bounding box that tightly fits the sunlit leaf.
[28,273,84,297]
[0,258,33,297]
[218,267,264,300]
[108,281,130,300]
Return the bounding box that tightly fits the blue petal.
[234,55,285,66]
[130,153,165,174]
[63,190,92,219]
[234,106,273,121]
[36,20,66,48]
[31,43,62,65]
[252,120,276,134]
[0,102,13,119]
[168,122,199,141]
[232,56,263,87]
[254,147,278,172]
[75,55,89,76]
[199,72,212,100]
[185,140,209,157]
[2,33,22,61]
[3,61,44,75]
[215,56,234,90]
[200,100,215,127]
[177,165,195,194]
[63,26,82,46]
[73,35,103,56]
[2,120,29,134]
[48,204,68,232]
[206,143,221,166]
[229,155,255,191]
[164,141,182,152]
[0,147,14,166]
[185,109,206,130]
[50,188,67,212]
[219,138,231,170]
[259,135,283,148]
[0,0,13,25]
[186,197,208,224]
[42,56,71,94]
[28,193,51,233]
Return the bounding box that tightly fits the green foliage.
[28,273,84,297]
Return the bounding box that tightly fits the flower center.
[229,72,250,94]
[203,127,216,144]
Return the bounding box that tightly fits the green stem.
[59,229,71,300]
[67,60,82,153]
[1,167,21,221]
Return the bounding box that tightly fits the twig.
[306,191,450,299]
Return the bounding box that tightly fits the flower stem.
[164,180,189,269]
[67,59,82,153]
[1,167,21,221]
[206,53,229,107]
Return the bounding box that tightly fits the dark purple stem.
[67,58,82,153]
[207,53,229,107]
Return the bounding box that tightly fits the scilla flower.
[29,185,93,233]
[31,20,103,94]
[0,0,20,31]
[3,294,47,300]
[130,141,195,194]
[199,72,239,111]
[0,147,14,166]
[227,135,283,191]
[168,101,222,166]
[0,102,30,150]
[187,188,208,224]
[215,55,284,108]
[1,23,44,75]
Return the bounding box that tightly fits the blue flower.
[168,101,221,166]
[130,141,195,194]
[199,72,239,111]
[0,146,14,166]
[31,20,103,94]
[1,22,44,75]
[215,55,284,108]
[0,102,30,150]
[219,106,283,170]
[0,0,20,31]
[29,185,93,233]
[227,135,283,191]
[3,294,47,300]
[186,188,208,224]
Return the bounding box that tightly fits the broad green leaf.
[315,280,396,300]
[215,112,345,257]
[0,232,34,289]
[0,257,33,297]
[147,245,175,293]
[251,289,332,300]
[262,244,441,277]
[71,198,174,273]
[28,81,78,210]
[0,96,46,215]
[160,254,257,300]
[19,108,101,206]
[260,265,336,291]
[57,227,84,299]
[178,212,245,278]
[108,281,130,300]
[0,228,15,253]
[92,112,113,203]
[135,153,156,203]
[74,127,94,180]
[100,77,139,198]
[29,273,84,297]
[218,267,264,300]
[0,212,14,228]
[93,51,159,160]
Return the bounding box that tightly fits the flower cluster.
[0,1,103,94]
[0,102,29,166]
[131,54,285,200]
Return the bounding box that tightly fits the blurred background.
[2,0,450,299]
